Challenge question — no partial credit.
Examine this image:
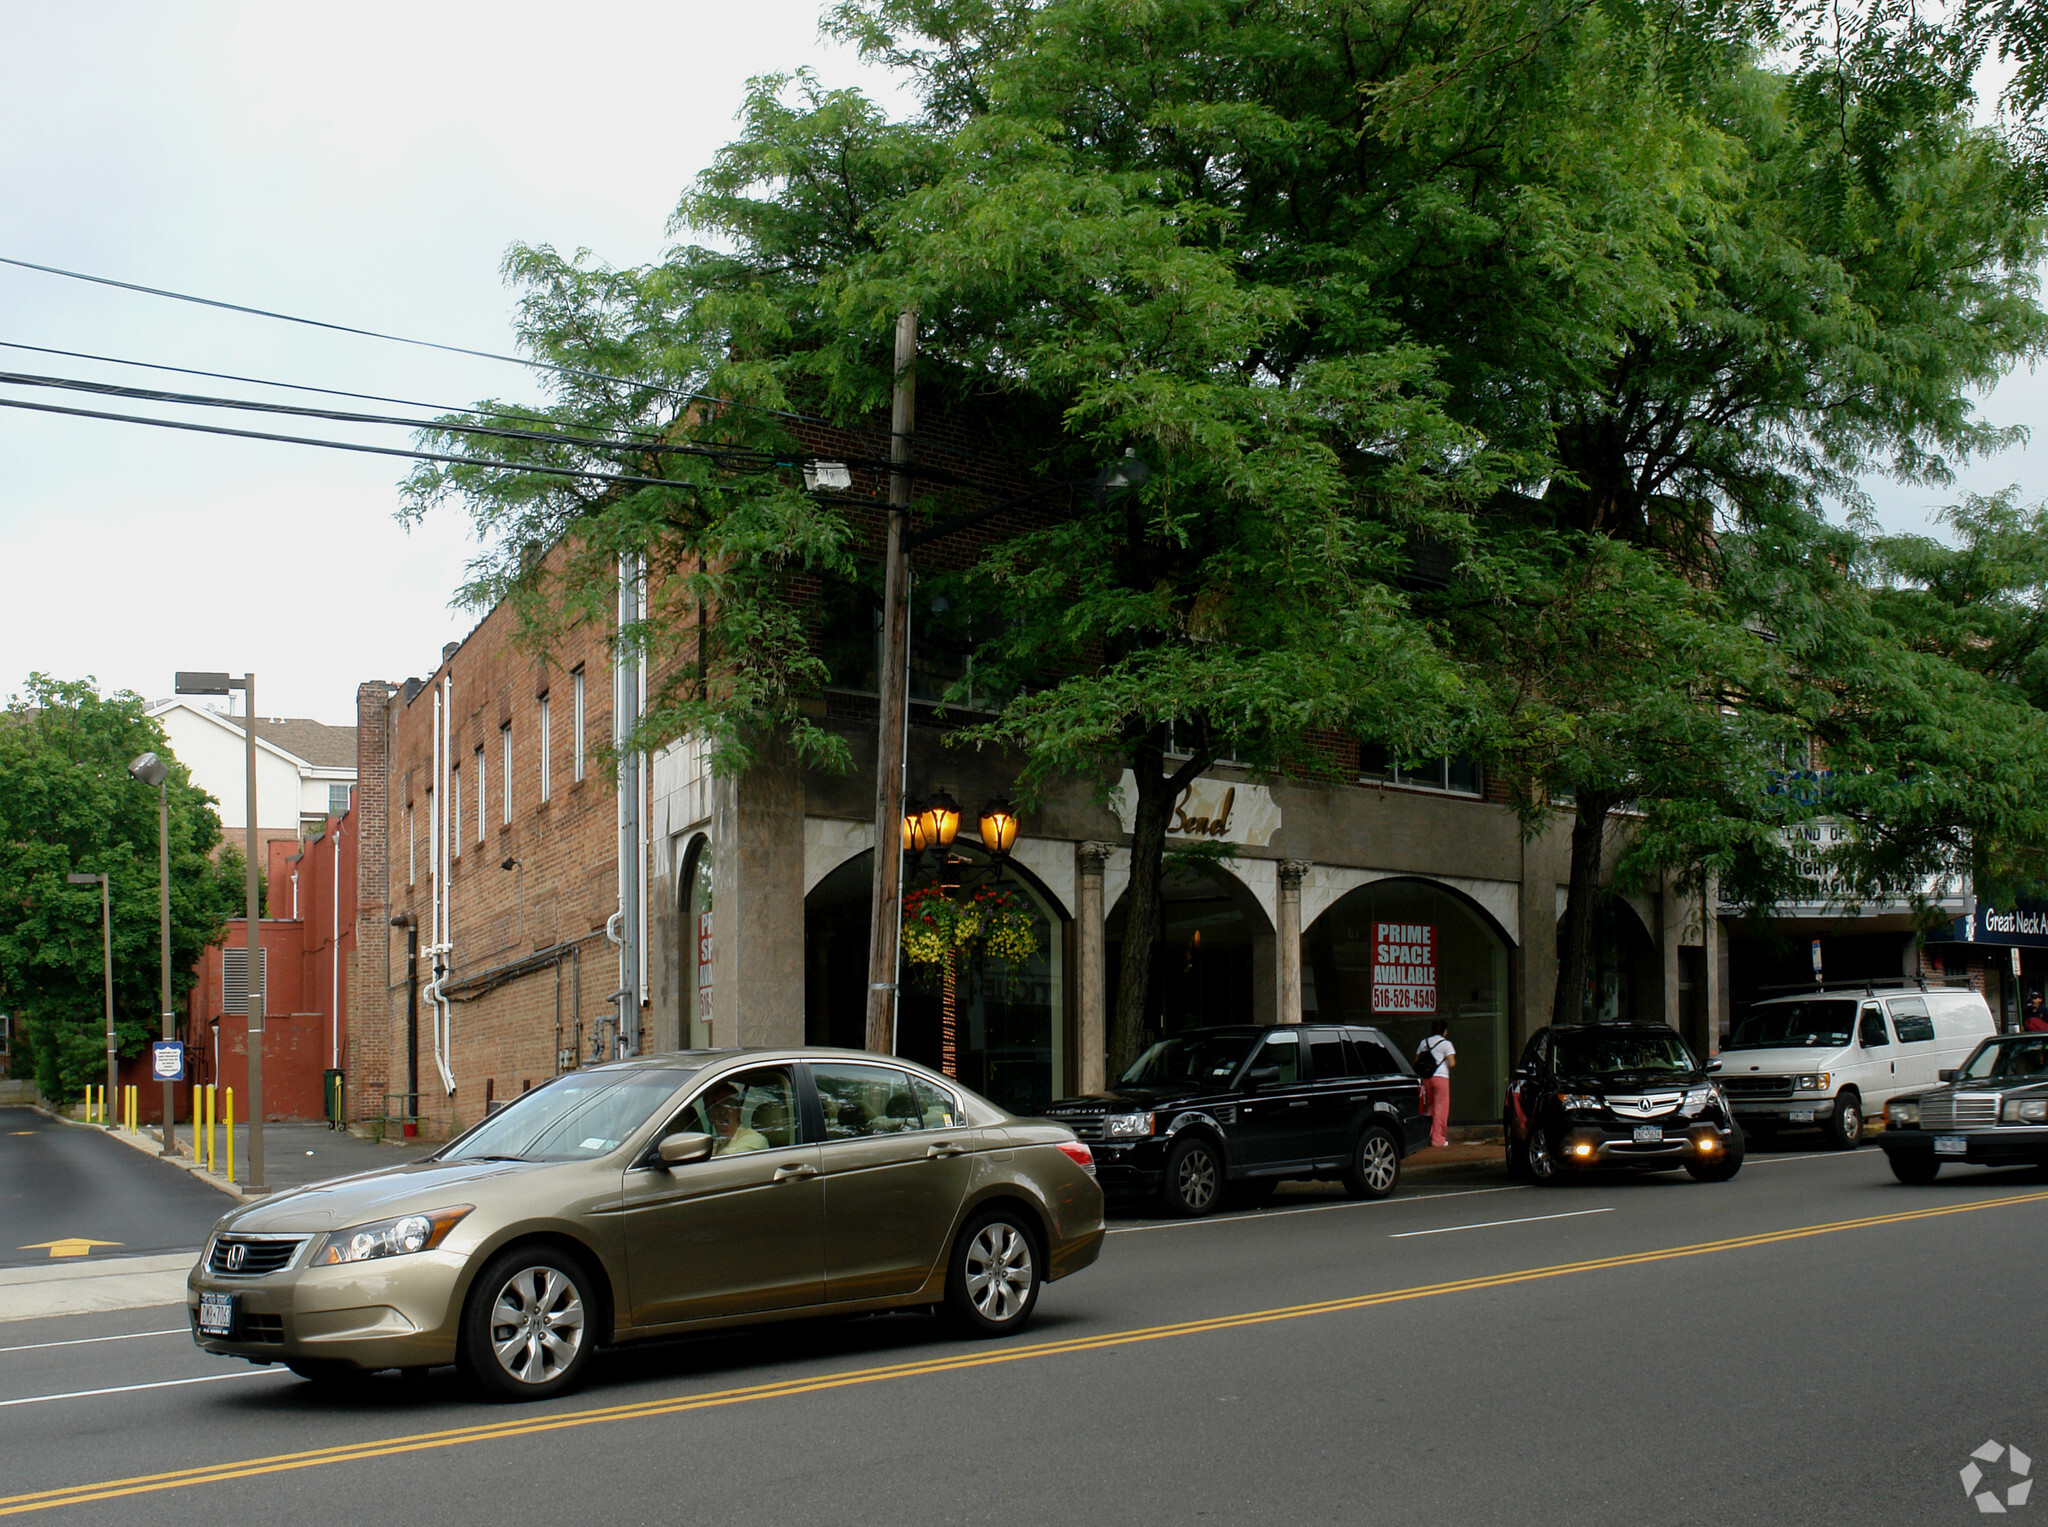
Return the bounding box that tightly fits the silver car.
[187,1049,1105,1399]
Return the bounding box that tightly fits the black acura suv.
[1042,1024,1429,1216]
[1503,1024,1743,1183]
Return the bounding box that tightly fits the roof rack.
[1754,976,1974,997]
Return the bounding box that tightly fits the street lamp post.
[175,670,264,1193]
[128,752,175,1156]
[64,872,113,1126]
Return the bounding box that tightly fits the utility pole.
[864,307,917,1054]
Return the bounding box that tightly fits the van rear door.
[1885,997,1939,1091]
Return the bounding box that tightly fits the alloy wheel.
[1175,1144,1220,1213]
[487,1265,586,1387]
[1359,1132,1398,1193]
[963,1221,1035,1324]
[1528,1127,1558,1181]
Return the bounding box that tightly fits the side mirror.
[1938,1069,1956,1083]
[1245,1065,1282,1090]
[657,1131,715,1166]
[1704,1058,1723,1075]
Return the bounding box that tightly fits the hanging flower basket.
[901,882,1040,967]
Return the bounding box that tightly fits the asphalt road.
[2,1138,2044,1526]
[0,1107,230,1268]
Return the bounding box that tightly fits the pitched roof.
[215,715,358,770]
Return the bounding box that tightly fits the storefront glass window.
[803,848,1067,1117]
[1303,879,1510,1125]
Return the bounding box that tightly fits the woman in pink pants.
[1416,1019,1456,1148]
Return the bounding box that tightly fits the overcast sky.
[1,3,2041,726]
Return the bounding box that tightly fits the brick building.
[342,475,1723,1139]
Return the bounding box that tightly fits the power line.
[0,339,671,443]
[0,255,985,465]
[0,394,695,491]
[0,369,786,467]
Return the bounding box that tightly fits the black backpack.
[1413,1038,1438,1078]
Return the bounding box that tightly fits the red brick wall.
[376,556,626,1137]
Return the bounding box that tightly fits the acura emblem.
[225,1243,245,1271]
[1638,1098,1651,1110]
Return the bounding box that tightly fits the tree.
[0,676,242,1100]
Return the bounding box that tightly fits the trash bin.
[322,1069,344,1127]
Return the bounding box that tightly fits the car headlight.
[2002,1098,2048,1125]
[1682,1087,1715,1115]
[1103,1112,1155,1140]
[1555,1093,1601,1112]
[1793,1073,1831,1093]
[1887,1100,1920,1127]
[316,1206,472,1265]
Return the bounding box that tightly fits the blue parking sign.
[151,1040,185,1082]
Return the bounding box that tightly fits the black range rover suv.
[1042,1025,1428,1216]
[1504,1024,1743,1183]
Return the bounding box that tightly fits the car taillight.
[1055,1140,1096,1175]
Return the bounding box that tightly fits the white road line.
[0,1369,281,1409]
[1390,1207,1615,1238]
[1106,1184,1531,1234]
[0,1326,186,1356]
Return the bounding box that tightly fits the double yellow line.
[6,1187,2045,1517]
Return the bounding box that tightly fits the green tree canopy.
[0,676,242,1100]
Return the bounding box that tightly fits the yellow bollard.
[205,1085,215,1172]
[125,1086,134,1132]
[224,1088,234,1183]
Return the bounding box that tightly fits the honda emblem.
[225,1243,245,1271]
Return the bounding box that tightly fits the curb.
[35,1104,258,1204]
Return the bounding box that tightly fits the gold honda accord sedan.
[186,1049,1105,1400]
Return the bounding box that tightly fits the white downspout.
[428,675,456,1095]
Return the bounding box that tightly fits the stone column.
[1076,842,1114,1093]
[1277,860,1311,1025]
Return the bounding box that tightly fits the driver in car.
[704,1082,770,1155]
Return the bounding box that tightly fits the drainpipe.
[330,818,344,1071]
[427,674,456,1095]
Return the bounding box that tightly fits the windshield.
[1119,1030,1263,1089]
[1551,1030,1697,1079]
[1959,1036,2048,1081]
[438,1069,690,1162]
[1727,1000,1854,1051]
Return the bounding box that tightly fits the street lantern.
[65,872,114,1126]
[903,798,931,856]
[919,788,961,850]
[127,752,176,1157]
[177,668,264,1193]
[978,798,1020,861]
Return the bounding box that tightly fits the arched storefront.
[804,847,1070,1117]
[1557,897,1660,1025]
[677,833,713,1050]
[1106,861,1270,1054]
[1302,878,1512,1125]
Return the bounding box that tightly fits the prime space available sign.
[1371,923,1437,1014]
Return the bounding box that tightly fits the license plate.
[1633,1125,1661,1144]
[1789,1109,1814,1122]
[1935,1136,1969,1156]
[197,1291,234,1337]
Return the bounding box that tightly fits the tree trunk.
[1551,789,1617,1028]
[1107,738,1209,1081]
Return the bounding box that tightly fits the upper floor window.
[328,783,351,817]
[572,667,587,781]
[474,745,486,844]
[1359,745,1482,796]
[407,802,416,886]
[450,770,462,857]
[538,694,552,804]
[500,724,513,824]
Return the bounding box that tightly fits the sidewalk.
[0,1254,195,1323]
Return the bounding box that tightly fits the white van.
[1717,983,1998,1148]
